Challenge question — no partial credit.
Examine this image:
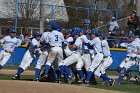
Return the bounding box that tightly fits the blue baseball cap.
[50,21,59,30]
[72,30,80,36]
[127,33,135,38]
[99,31,106,38]
[65,29,72,34]
[10,28,16,33]
[34,31,41,37]
[90,29,98,35]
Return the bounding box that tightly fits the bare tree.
[0,0,15,18]
[0,0,40,35]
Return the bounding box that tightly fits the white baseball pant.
[19,50,33,70]
[94,56,113,77]
[64,52,83,70]
[88,53,104,72]
[46,46,63,66]
[0,50,11,66]
[35,51,48,69]
[119,57,130,68]
[136,55,140,71]
[81,54,91,71]
[119,56,136,70]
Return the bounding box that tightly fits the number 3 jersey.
[48,30,64,47]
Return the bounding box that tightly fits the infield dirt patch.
[0,80,125,93]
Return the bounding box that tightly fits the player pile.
[0,22,140,86]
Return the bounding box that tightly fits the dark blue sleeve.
[83,42,93,49]
[62,42,67,48]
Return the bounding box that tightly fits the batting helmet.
[50,21,59,30]
[90,29,98,35]
[10,28,16,33]
[99,31,106,38]
[127,33,135,38]
[65,29,72,35]
[34,31,41,37]
[72,30,80,36]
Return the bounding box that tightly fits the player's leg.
[85,53,104,85]
[56,47,64,83]
[63,53,79,77]
[94,63,112,83]
[44,47,57,77]
[12,50,33,80]
[0,52,11,69]
[101,57,113,74]
[57,47,64,76]
[76,57,84,81]
[81,54,91,72]
[135,55,140,83]
[98,57,115,86]
[118,57,130,73]
[34,51,48,81]
[117,58,136,84]
[0,50,5,69]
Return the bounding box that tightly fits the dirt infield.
[0,69,34,75]
[0,80,125,93]
[0,69,126,93]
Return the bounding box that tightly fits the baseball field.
[0,66,140,93]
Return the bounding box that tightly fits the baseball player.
[60,28,85,83]
[12,31,41,80]
[0,28,19,69]
[63,29,74,57]
[59,29,74,82]
[82,29,114,86]
[134,37,140,82]
[79,28,91,72]
[117,33,139,84]
[34,26,52,81]
[96,31,114,86]
[42,22,65,79]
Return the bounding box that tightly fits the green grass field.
[0,66,140,93]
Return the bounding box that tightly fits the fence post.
[15,0,19,31]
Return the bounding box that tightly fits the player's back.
[48,30,64,47]
[80,34,89,49]
[90,37,102,53]
[40,32,50,43]
[127,40,139,57]
[101,39,111,56]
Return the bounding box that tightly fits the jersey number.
[55,35,58,41]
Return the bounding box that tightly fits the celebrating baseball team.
[0,21,140,87]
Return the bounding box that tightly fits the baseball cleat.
[84,81,90,87]
[68,76,75,84]
[33,78,39,81]
[109,79,115,86]
[12,75,20,80]
[78,78,84,83]
[101,81,107,85]
[117,82,122,85]
[126,72,132,81]
[135,76,140,84]
[41,74,48,80]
